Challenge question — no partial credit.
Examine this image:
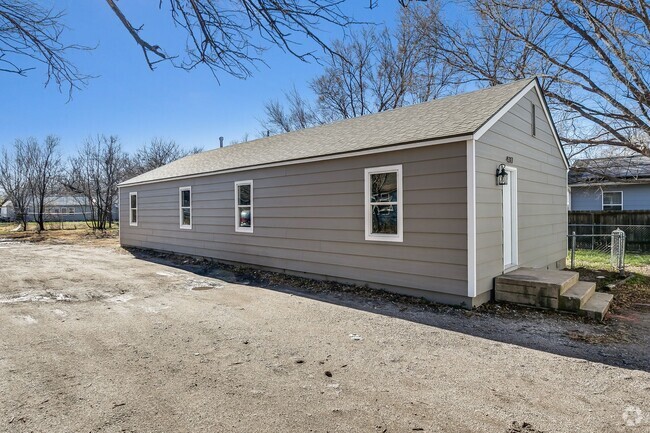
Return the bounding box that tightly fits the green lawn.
[571,249,650,269]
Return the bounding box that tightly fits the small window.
[179,187,192,229]
[531,103,536,136]
[69,208,75,214]
[235,180,253,233]
[52,208,59,214]
[365,165,403,242]
[129,192,138,226]
[602,191,623,211]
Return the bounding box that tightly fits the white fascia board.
[120,135,473,188]
[570,181,650,187]
[474,79,570,170]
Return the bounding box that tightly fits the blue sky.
[0,1,401,156]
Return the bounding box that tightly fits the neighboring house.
[119,78,569,307]
[0,196,119,222]
[569,156,650,211]
[1,200,14,220]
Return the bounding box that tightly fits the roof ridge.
[121,78,536,186]
[199,78,537,156]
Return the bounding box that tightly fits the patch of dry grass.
[608,274,650,311]
[0,224,119,246]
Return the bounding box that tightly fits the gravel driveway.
[0,241,648,432]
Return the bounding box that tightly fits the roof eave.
[118,133,474,188]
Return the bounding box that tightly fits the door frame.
[503,166,518,271]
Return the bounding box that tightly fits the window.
[365,165,403,242]
[179,187,192,229]
[531,103,536,136]
[235,180,253,233]
[129,192,138,226]
[602,191,623,211]
[69,208,75,214]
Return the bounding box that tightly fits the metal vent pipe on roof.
[219,136,224,148]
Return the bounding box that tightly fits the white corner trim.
[179,186,192,229]
[466,139,476,298]
[364,164,403,242]
[474,79,570,170]
[129,192,138,227]
[234,180,254,233]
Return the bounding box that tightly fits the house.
[119,78,569,307]
[0,200,12,221]
[569,155,650,211]
[0,196,119,222]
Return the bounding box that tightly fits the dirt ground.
[1,239,649,432]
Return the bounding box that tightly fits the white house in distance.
[119,78,569,308]
[0,196,119,222]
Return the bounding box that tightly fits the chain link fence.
[568,224,650,253]
[568,226,629,272]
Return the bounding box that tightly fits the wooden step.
[579,292,614,321]
[559,281,596,311]
[495,268,579,309]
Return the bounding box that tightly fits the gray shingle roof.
[121,78,535,186]
[569,155,650,184]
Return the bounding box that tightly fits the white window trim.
[179,186,192,229]
[364,164,403,242]
[602,190,623,211]
[234,180,254,233]
[129,192,138,227]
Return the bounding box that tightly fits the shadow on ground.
[126,247,650,373]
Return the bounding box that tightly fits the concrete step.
[579,292,614,321]
[559,281,596,311]
[495,268,579,309]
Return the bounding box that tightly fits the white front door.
[503,167,518,270]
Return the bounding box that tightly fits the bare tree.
[104,0,357,80]
[264,4,452,131]
[0,1,91,96]
[3,1,426,93]
[440,0,650,158]
[413,2,539,87]
[22,135,62,232]
[0,140,31,230]
[65,135,129,231]
[129,138,203,177]
[263,87,321,134]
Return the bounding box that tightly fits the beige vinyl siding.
[475,89,568,296]
[120,141,469,301]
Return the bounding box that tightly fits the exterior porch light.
[496,164,508,186]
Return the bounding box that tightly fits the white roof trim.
[473,79,570,170]
[570,180,650,187]
[119,134,473,188]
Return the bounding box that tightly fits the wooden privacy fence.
[569,211,650,252]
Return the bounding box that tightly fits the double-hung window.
[179,187,192,229]
[235,180,253,233]
[365,165,403,242]
[129,192,138,226]
[602,191,623,211]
